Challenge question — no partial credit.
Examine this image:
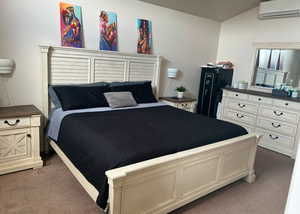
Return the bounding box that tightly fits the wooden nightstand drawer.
[160,97,197,113]
[176,102,193,111]
[0,117,30,130]
[0,128,31,163]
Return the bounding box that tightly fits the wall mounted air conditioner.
[259,0,300,19]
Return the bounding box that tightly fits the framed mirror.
[251,43,300,90]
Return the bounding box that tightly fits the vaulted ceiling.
[139,0,262,21]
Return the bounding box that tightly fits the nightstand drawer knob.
[4,119,20,126]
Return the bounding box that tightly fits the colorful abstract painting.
[60,2,83,48]
[137,19,152,54]
[99,11,118,51]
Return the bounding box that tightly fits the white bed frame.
[41,46,259,214]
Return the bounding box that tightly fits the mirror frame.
[250,42,300,92]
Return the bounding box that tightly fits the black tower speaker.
[197,67,233,118]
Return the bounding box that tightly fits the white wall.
[217,7,300,84]
[0,0,220,109]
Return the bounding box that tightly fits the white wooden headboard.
[40,46,162,118]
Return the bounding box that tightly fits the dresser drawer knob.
[235,94,239,97]
[258,98,262,101]
[238,103,246,108]
[27,134,31,138]
[285,103,289,106]
[271,123,281,128]
[269,134,279,140]
[236,113,244,119]
[273,111,283,116]
[4,119,20,126]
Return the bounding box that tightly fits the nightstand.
[160,97,197,113]
[0,105,43,175]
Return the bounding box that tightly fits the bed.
[41,46,259,214]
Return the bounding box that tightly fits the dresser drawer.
[257,117,297,136]
[259,106,299,124]
[223,110,256,126]
[249,95,273,105]
[256,128,295,154]
[0,117,31,130]
[222,117,255,134]
[273,99,300,110]
[225,99,258,114]
[224,91,249,100]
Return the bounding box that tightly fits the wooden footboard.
[106,134,259,214]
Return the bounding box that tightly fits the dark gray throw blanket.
[56,106,247,208]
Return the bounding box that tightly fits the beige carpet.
[0,147,294,214]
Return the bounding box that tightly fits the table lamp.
[167,68,178,79]
[0,59,14,74]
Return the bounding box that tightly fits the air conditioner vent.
[259,0,300,19]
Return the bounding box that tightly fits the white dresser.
[220,88,300,158]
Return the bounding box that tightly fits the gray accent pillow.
[104,92,137,108]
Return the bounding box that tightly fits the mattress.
[48,104,247,209]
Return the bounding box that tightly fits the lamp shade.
[167,68,178,78]
[0,59,14,74]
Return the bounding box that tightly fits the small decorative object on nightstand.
[0,105,43,175]
[160,97,197,113]
[175,86,186,99]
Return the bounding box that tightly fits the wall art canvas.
[60,2,83,48]
[99,11,118,51]
[137,19,152,54]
